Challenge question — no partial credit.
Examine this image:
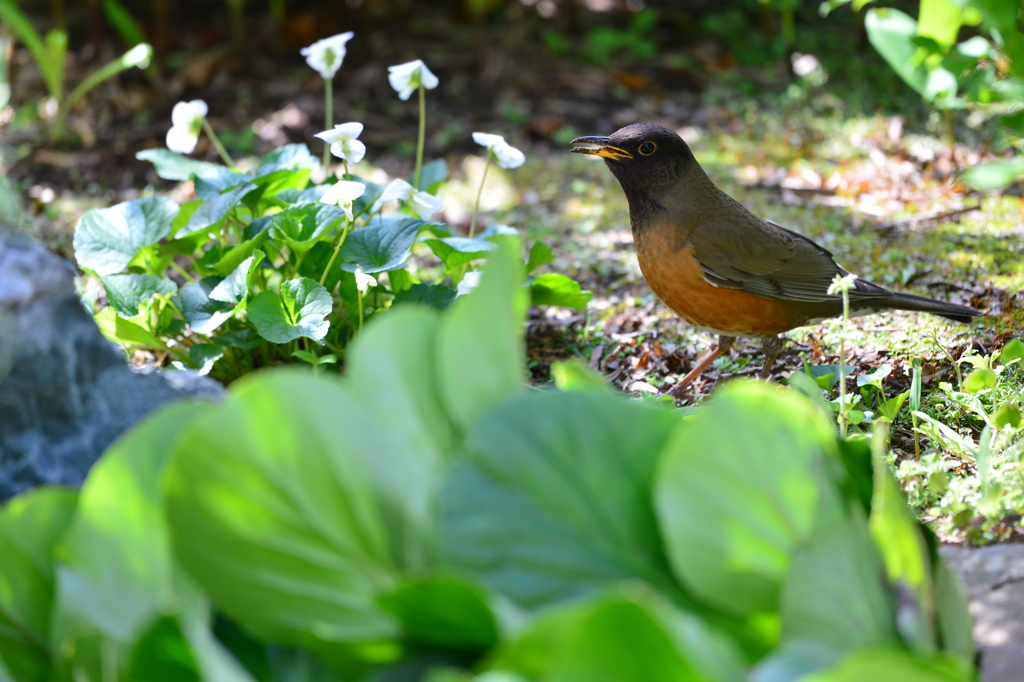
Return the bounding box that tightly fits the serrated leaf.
[209,250,264,306]
[255,144,318,176]
[188,344,224,375]
[173,278,235,335]
[415,158,448,191]
[193,171,255,201]
[136,148,229,181]
[179,182,257,237]
[100,274,178,317]
[74,196,178,275]
[529,273,592,310]
[249,277,332,344]
[268,203,347,253]
[339,217,430,274]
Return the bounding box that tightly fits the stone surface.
[942,544,1024,682]
[0,233,222,500]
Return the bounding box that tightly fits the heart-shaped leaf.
[74,196,178,275]
[193,171,255,201]
[255,144,318,176]
[136,148,229,182]
[425,236,496,271]
[249,277,332,344]
[340,217,431,274]
[529,273,592,310]
[393,283,457,310]
[100,274,178,317]
[269,204,347,253]
[209,250,264,306]
[173,277,235,336]
[179,182,257,237]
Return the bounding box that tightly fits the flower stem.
[169,259,197,283]
[201,118,234,168]
[357,289,364,331]
[414,82,425,188]
[838,286,850,438]
[468,153,491,238]
[342,160,350,180]
[323,77,333,170]
[320,220,351,287]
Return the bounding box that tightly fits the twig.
[868,205,980,232]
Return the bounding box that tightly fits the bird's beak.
[570,136,633,160]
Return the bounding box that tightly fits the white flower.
[314,122,366,164]
[387,59,439,101]
[374,178,443,219]
[319,180,366,219]
[166,100,208,154]
[301,32,354,80]
[827,273,858,295]
[354,265,377,293]
[472,131,525,169]
[456,271,482,297]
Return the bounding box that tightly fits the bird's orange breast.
[634,229,806,337]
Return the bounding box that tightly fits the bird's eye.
[638,141,657,156]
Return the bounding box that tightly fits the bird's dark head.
[570,123,699,191]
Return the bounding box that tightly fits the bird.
[570,123,981,397]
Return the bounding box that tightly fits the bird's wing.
[689,214,891,303]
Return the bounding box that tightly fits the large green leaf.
[179,182,257,237]
[441,390,682,609]
[487,588,745,682]
[339,217,430,274]
[50,403,217,677]
[0,488,78,682]
[435,243,527,432]
[779,517,897,652]
[654,381,846,617]
[136,149,230,182]
[255,144,318,176]
[209,251,264,307]
[865,9,929,97]
[248,277,332,344]
[918,0,963,50]
[100,273,178,317]
[959,157,1024,190]
[378,575,498,652]
[162,371,443,657]
[268,204,347,254]
[801,647,973,682]
[173,278,236,336]
[74,196,178,275]
[424,237,496,271]
[193,172,255,201]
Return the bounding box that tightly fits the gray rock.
[942,544,1024,682]
[0,233,222,500]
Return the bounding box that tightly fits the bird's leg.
[668,335,736,398]
[760,335,783,380]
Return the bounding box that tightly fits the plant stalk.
[201,117,235,168]
[414,82,425,188]
[322,76,333,169]
[469,153,491,238]
[838,286,850,438]
[320,220,351,286]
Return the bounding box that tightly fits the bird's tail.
[879,292,981,324]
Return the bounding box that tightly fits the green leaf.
[0,487,78,682]
[193,171,254,200]
[94,308,175,355]
[551,358,609,392]
[526,241,555,273]
[210,233,268,277]
[959,157,1024,190]
[248,277,332,344]
[74,196,178,275]
[780,517,897,652]
[136,149,230,182]
[877,390,911,422]
[800,647,973,682]
[209,250,264,306]
[179,182,257,237]
[188,344,224,374]
[392,283,457,310]
[268,204,347,253]
[654,381,846,617]
[962,367,997,393]
[103,0,147,47]
[865,9,929,97]
[100,274,178,317]
[441,391,682,609]
[173,278,235,336]
[245,168,312,212]
[869,466,935,653]
[415,158,448,192]
[50,403,206,653]
[806,364,855,391]
[856,364,892,387]
[378,576,498,651]
[999,338,1024,364]
[275,185,332,205]
[255,144,318,176]
[163,370,443,665]
[487,588,746,682]
[992,402,1021,429]
[529,273,592,310]
[436,242,527,432]
[339,217,430,274]
[918,0,963,51]
[425,237,496,271]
